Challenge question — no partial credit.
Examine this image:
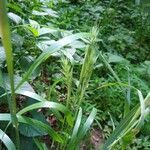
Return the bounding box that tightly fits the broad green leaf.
[19,56,35,72]
[29,19,40,29]
[27,19,40,36]
[62,48,76,63]
[32,10,48,16]
[27,26,39,37]
[39,27,58,36]
[19,124,47,137]
[18,115,63,142]
[0,129,16,150]
[108,53,126,63]
[12,33,24,48]
[32,8,58,17]
[42,8,58,17]
[0,113,63,143]
[69,40,86,49]
[8,12,22,24]
[19,56,40,79]
[7,3,24,16]
[19,112,48,137]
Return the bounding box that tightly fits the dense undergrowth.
[0,0,150,149]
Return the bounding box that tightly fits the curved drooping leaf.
[17,101,73,126]
[0,129,16,150]
[0,90,39,102]
[16,32,89,90]
[0,113,63,143]
[102,105,139,150]
[0,89,67,124]
[41,8,58,17]
[16,89,72,124]
[17,101,69,115]
[103,92,150,150]
[16,90,44,101]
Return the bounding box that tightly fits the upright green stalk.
[0,0,20,149]
[76,27,98,107]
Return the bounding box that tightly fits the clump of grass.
[59,28,99,149]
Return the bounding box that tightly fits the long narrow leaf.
[17,101,73,126]
[72,108,97,149]
[78,108,97,139]
[137,90,145,127]
[102,105,139,150]
[0,129,16,150]
[103,92,150,150]
[17,101,70,115]
[16,90,45,101]
[71,108,82,139]
[67,107,82,149]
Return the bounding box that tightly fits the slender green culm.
[0,0,20,149]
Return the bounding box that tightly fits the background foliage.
[0,0,150,149]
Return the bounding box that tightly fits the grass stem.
[0,0,20,149]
